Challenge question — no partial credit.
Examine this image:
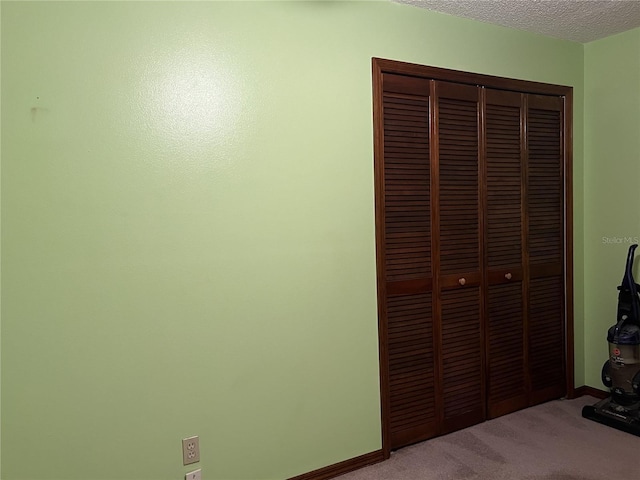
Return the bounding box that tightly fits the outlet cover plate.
[185,468,202,480]
[182,436,200,465]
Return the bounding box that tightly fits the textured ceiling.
[393,0,640,43]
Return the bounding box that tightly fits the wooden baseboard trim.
[574,385,609,399]
[288,450,385,480]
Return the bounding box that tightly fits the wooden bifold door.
[372,58,573,455]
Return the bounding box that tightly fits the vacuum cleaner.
[582,244,640,436]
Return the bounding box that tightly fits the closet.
[372,58,573,454]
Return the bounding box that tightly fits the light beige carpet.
[337,396,640,480]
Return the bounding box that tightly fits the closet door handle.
[458,277,466,286]
[505,273,512,280]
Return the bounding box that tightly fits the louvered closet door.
[484,89,528,418]
[436,82,485,433]
[379,73,437,449]
[526,94,566,405]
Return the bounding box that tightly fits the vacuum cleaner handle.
[622,244,638,293]
[613,245,639,343]
[617,244,640,333]
[626,244,639,325]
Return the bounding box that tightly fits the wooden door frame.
[372,57,574,458]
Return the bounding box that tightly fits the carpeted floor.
[337,396,640,480]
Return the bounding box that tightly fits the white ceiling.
[393,0,640,43]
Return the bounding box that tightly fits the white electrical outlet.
[185,468,202,480]
[182,436,200,465]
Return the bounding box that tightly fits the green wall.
[583,28,640,388]
[1,2,584,479]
